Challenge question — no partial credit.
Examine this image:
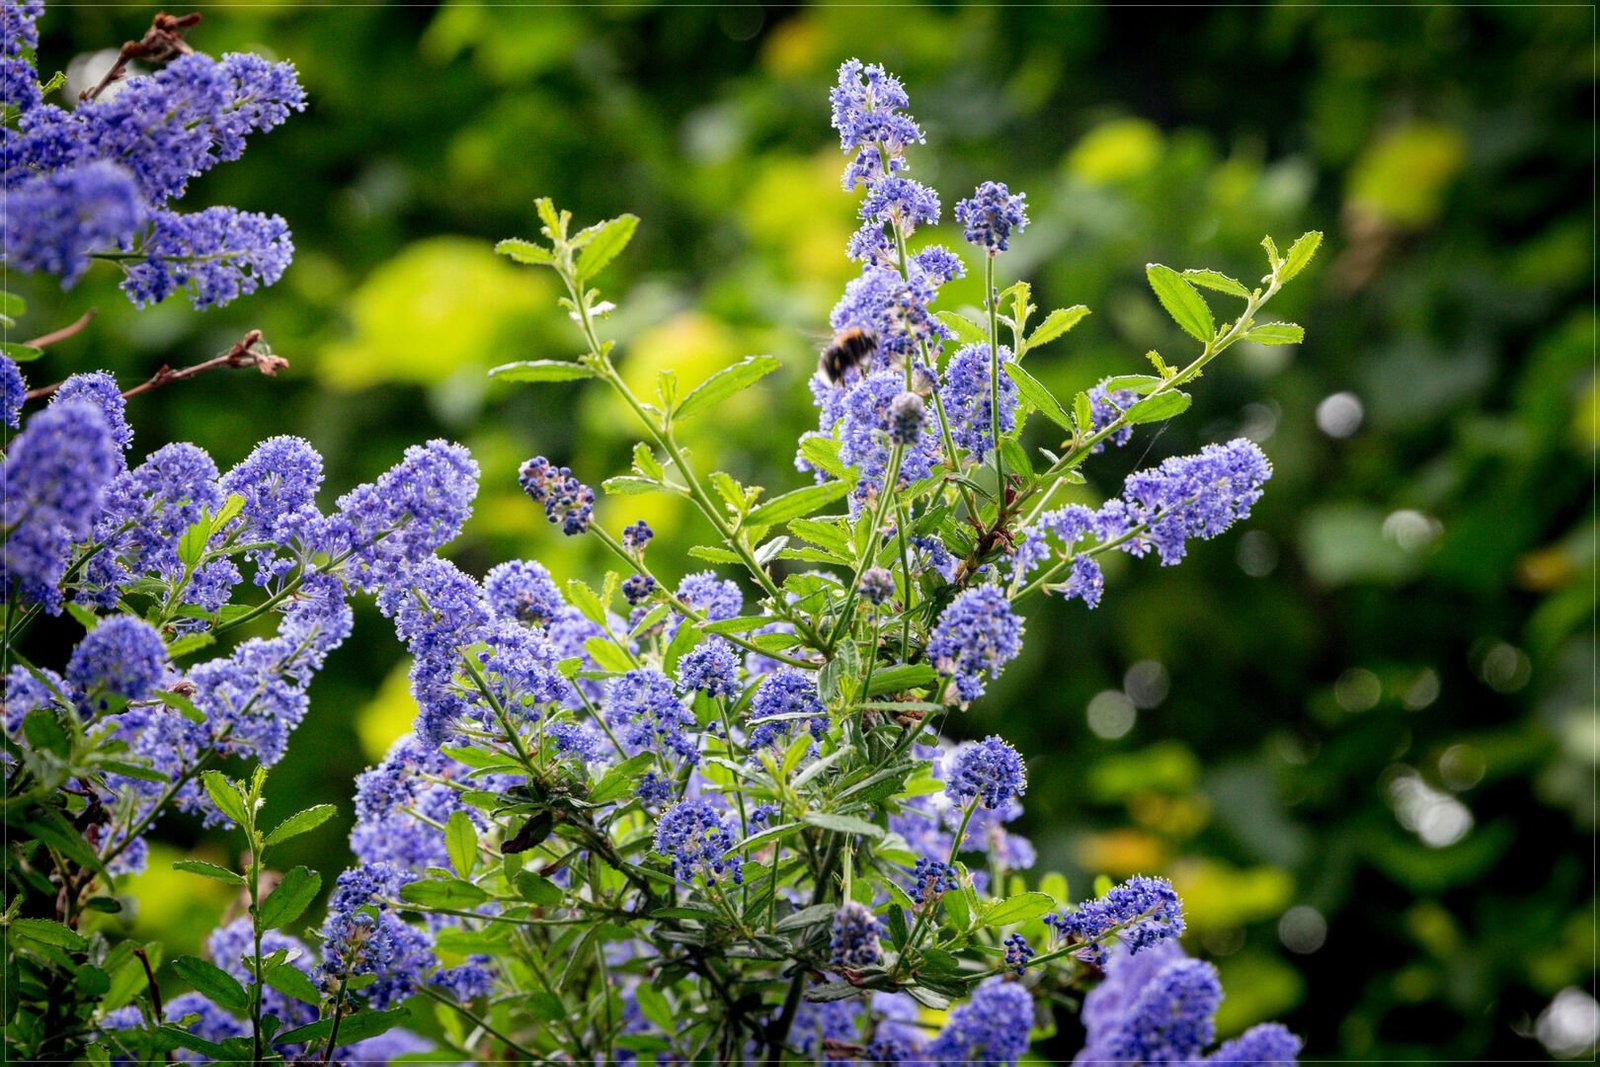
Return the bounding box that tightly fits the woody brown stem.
[25,330,287,402]
[80,11,202,103]
[22,309,96,349]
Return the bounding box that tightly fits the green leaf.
[513,871,563,906]
[980,892,1055,927]
[148,690,203,727]
[601,475,665,496]
[1261,234,1279,267]
[1073,391,1093,434]
[576,214,640,279]
[488,359,595,383]
[744,480,849,528]
[172,860,244,885]
[1243,322,1305,345]
[1023,306,1091,352]
[201,771,251,827]
[22,708,69,757]
[798,434,847,480]
[802,812,884,839]
[864,663,939,696]
[687,545,741,564]
[1,341,43,362]
[1279,231,1323,282]
[1125,390,1192,424]
[934,310,988,345]
[583,636,634,674]
[1145,264,1214,343]
[8,918,87,951]
[673,355,781,422]
[257,867,321,930]
[172,956,249,1015]
[1100,374,1165,394]
[400,876,487,910]
[632,443,664,479]
[565,579,608,626]
[589,752,654,805]
[262,962,322,1005]
[264,804,337,847]
[177,514,212,569]
[445,811,478,878]
[1182,269,1252,299]
[166,632,215,661]
[633,982,675,1032]
[1005,363,1072,431]
[494,237,556,266]
[213,493,247,530]
[276,1007,409,1047]
[158,1026,233,1061]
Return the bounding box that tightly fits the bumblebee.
[817,327,879,385]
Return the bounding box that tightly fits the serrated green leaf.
[1005,362,1072,431]
[565,579,608,626]
[494,238,556,266]
[400,876,487,910]
[275,1007,408,1047]
[172,956,249,1015]
[632,443,664,480]
[8,918,87,951]
[687,545,742,564]
[583,636,634,674]
[166,632,215,661]
[934,310,988,345]
[802,812,884,839]
[576,214,639,279]
[1146,264,1214,343]
[513,871,563,906]
[263,804,337,847]
[1073,391,1093,434]
[744,480,849,528]
[1244,322,1305,345]
[257,866,321,930]
[488,360,595,383]
[864,663,939,696]
[1,342,42,363]
[601,475,665,496]
[262,962,321,1005]
[202,771,250,827]
[1124,390,1192,424]
[172,860,244,885]
[1022,305,1091,352]
[673,355,781,422]
[980,891,1055,927]
[1182,269,1252,299]
[1279,231,1323,282]
[445,810,478,878]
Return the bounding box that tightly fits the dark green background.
[16,4,1594,1060]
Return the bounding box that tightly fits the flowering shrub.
[2,11,1323,1063]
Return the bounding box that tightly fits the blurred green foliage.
[16,4,1592,1060]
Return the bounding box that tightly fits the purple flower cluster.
[829,901,884,970]
[746,667,828,750]
[829,59,923,190]
[1045,875,1186,967]
[65,616,167,706]
[927,586,1024,702]
[3,8,305,306]
[955,181,1030,254]
[1112,439,1273,566]
[654,799,742,885]
[942,343,1019,456]
[2,399,122,612]
[945,736,1028,810]
[924,977,1034,1065]
[676,636,739,698]
[608,668,698,764]
[519,455,595,535]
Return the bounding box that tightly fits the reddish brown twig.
[22,309,96,349]
[24,329,288,402]
[80,11,202,103]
